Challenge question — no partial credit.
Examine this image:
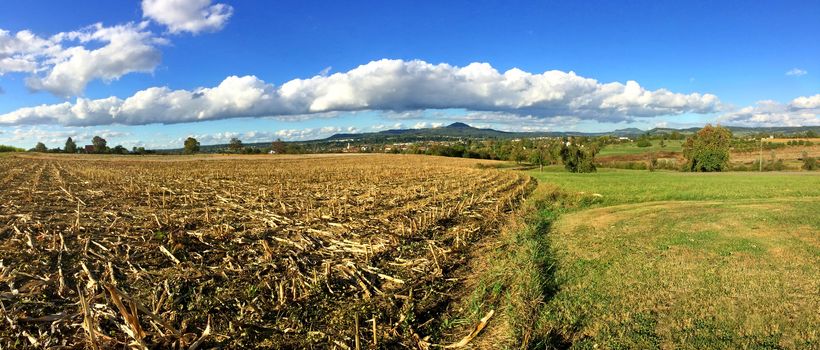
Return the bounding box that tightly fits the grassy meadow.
[523,168,820,349]
[598,139,684,156]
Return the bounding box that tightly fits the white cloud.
[142,0,233,34]
[718,95,820,127]
[370,123,404,131]
[26,22,164,97]
[2,23,165,97]
[318,66,332,77]
[0,29,62,75]
[0,59,722,127]
[790,94,820,109]
[2,1,228,97]
[785,68,807,77]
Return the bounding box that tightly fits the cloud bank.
[0,59,722,127]
[719,94,820,127]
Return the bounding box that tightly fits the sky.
[0,0,818,149]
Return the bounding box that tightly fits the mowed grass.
[528,168,820,349]
[599,139,683,156]
[532,166,820,206]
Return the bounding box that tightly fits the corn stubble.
[0,154,533,348]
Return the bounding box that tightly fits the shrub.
[0,145,24,153]
[636,139,652,148]
[802,152,817,170]
[752,159,788,171]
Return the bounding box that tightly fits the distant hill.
[156,123,819,152]
[322,123,819,143]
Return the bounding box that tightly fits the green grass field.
[527,167,820,349]
[599,140,683,156]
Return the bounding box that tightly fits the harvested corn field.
[0,154,533,349]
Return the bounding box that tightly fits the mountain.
[324,122,517,141]
[446,122,472,128]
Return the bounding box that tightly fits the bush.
[655,159,678,170]
[598,161,647,170]
[802,152,817,170]
[752,159,788,171]
[732,163,750,171]
[636,139,652,148]
[0,145,24,152]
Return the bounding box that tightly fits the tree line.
[22,125,812,173]
[29,136,149,155]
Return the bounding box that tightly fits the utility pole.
[759,138,763,172]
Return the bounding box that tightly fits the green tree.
[682,124,732,172]
[228,138,243,152]
[64,137,77,153]
[271,138,286,154]
[560,138,598,173]
[529,143,553,171]
[111,145,127,154]
[92,136,107,153]
[510,144,527,164]
[184,137,201,154]
[34,142,48,153]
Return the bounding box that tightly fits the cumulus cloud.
[719,94,820,127]
[785,68,807,77]
[0,29,62,75]
[2,1,229,96]
[0,59,722,127]
[790,94,820,109]
[1,23,165,97]
[142,0,233,34]
[26,22,164,97]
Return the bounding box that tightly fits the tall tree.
[682,124,732,172]
[92,136,107,153]
[271,138,286,154]
[229,138,243,152]
[560,137,598,173]
[34,142,47,153]
[184,137,201,154]
[64,137,77,153]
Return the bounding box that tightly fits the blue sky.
[0,0,818,149]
